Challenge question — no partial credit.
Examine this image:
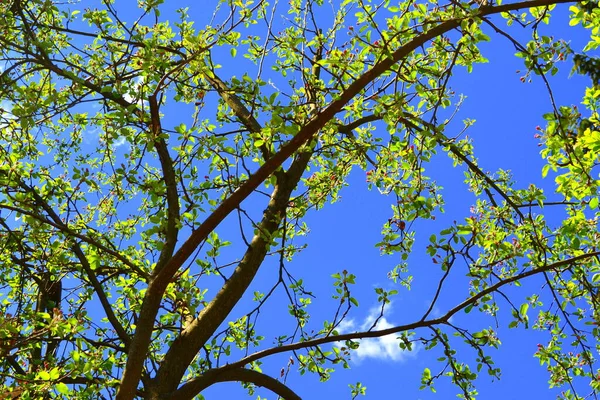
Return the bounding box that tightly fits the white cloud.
[336,318,356,333]
[123,76,147,109]
[336,303,419,363]
[82,126,100,144]
[113,136,127,148]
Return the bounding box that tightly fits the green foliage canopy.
[0,0,600,399]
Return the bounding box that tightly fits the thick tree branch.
[336,114,381,133]
[204,70,270,151]
[5,354,26,376]
[150,44,325,396]
[168,368,302,400]
[336,113,382,166]
[149,95,180,274]
[152,148,314,394]
[204,72,263,134]
[203,69,283,174]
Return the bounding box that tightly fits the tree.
[0,0,599,398]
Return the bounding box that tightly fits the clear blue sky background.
[56,1,595,399]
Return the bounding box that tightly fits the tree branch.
[211,251,600,373]
[168,368,302,400]
[71,245,132,349]
[336,114,382,166]
[203,70,273,160]
[152,0,571,288]
[398,115,526,219]
[0,387,23,399]
[149,95,180,275]
[150,41,325,396]
[16,182,132,349]
[0,203,143,275]
[152,146,313,393]
[336,114,381,133]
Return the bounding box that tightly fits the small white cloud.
[113,136,127,148]
[83,126,127,149]
[337,303,418,362]
[123,76,147,109]
[336,318,356,333]
[82,127,100,144]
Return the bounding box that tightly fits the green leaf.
[423,367,431,379]
[541,164,550,178]
[38,370,51,380]
[56,382,69,394]
[520,303,529,317]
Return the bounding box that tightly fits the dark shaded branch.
[71,245,131,349]
[203,69,277,166]
[149,95,180,275]
[335,114,380,166]
[169,368,302,400]
[58,376,103,385]
[515,201,577,208]
[336,114,381,133]
[5,354,26,376]
[420,253,454,321]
